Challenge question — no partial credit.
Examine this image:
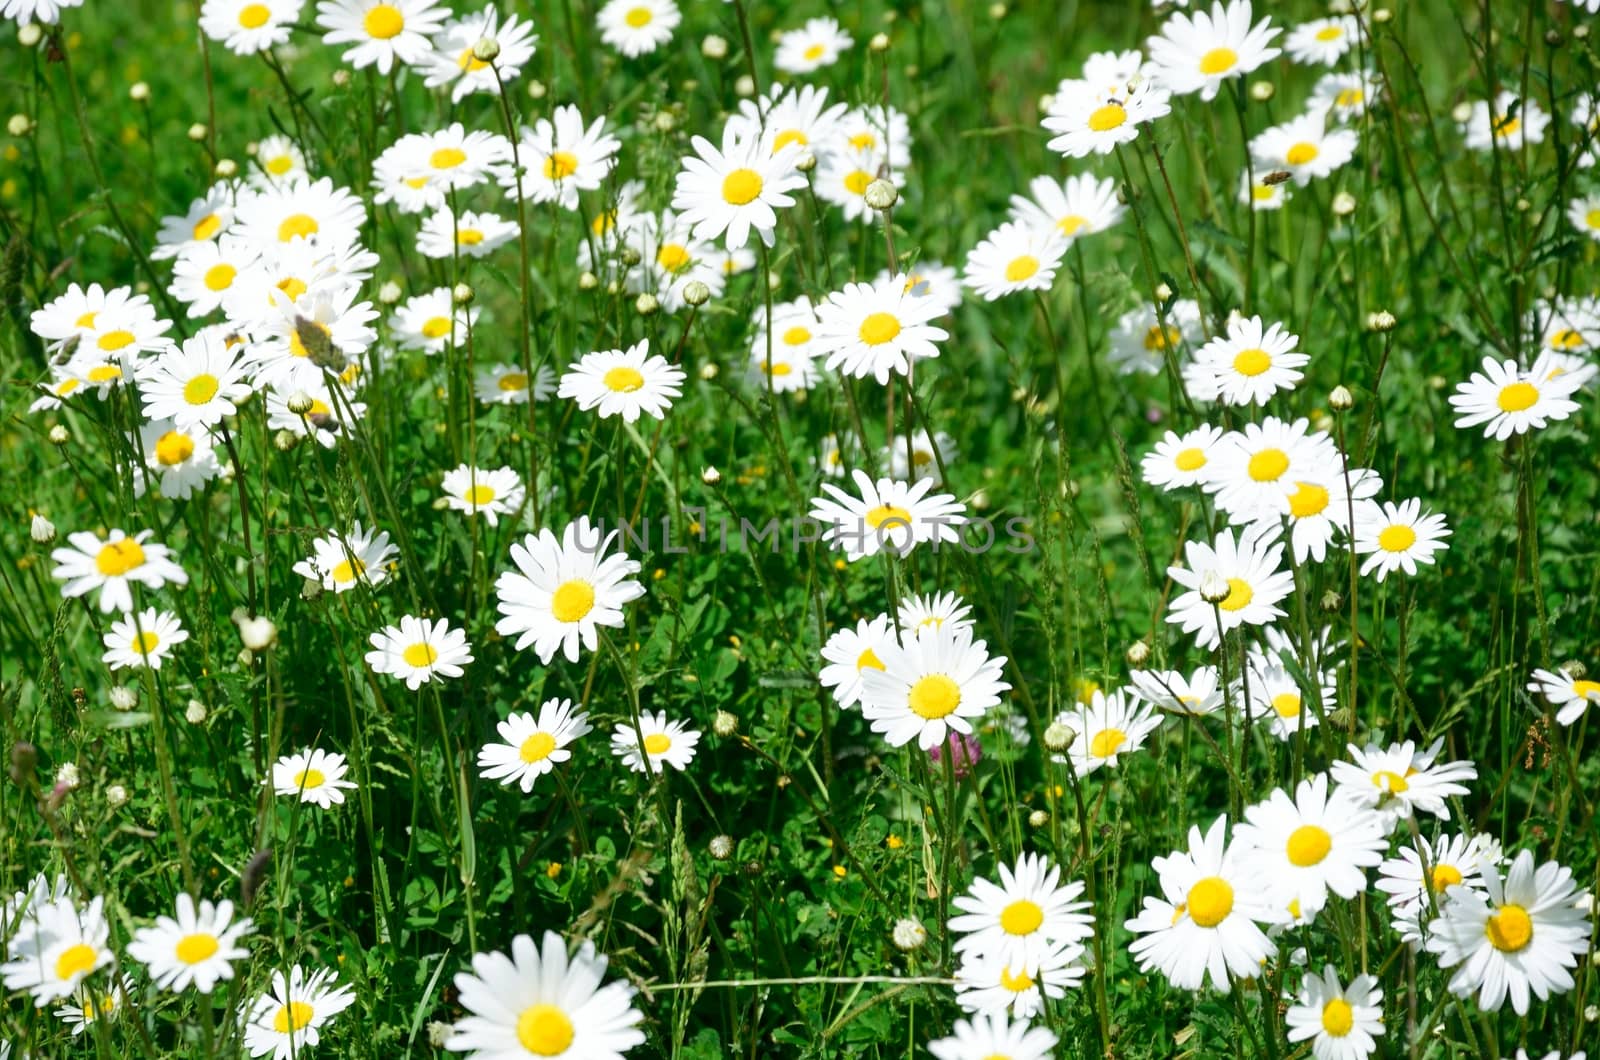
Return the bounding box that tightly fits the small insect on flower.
[101,608,189,671]
[478,698,593,793]
[271,748,358,809]
[126,894,253,995]
[51,529,189,615]
[610,711,701,773]
[242,964,356,1060]
[365,615,474,690]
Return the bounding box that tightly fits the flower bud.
[1372,8,1392,23]
[1366,310,1396,332]
[701,466,721,485]
[701,35,727,59]
[635,293,659,317]
[1199,569,1230,603]
[187,123,208,142]
[1451,102,1473,124]
[427,1022,455,1048]
[129,82,150,103]
[734,75,755,97]
[471,36,500,62]
[17,23,43,46]
[377,280,403,304]
[1125,639,1151,667]
[273,429,300,452]
[652,110,675,133]
[620,247,642,268]
[1250,80,1275,102]
[1331,191,1356,216]
[709,834,734,859]
[1028,809,1050,828]
[1154,282,1173,303]
[863,179,898,211]
[331,69,350,87]
[869,32,890,53]
[6,113,32,137]
[1329,385,1353,410]
[452,282,474,305]
[712,710,738,737]
[30,513,55,543]
[105,783,128,808]
[237,615,278,651]
[891,917,926,951]
[1042,721,1075,753]
[109,686,138,711]
[185,700,208,724]
[55,762,80,790]
[214,158,238,179]
[793,149,817,173]
[682,279,711,306]
[1559,660,1587,680]
[578,270,599,291]
[698,362,718,380]
[1320,590,1343,613]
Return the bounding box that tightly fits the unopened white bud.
[864,179,898,211]
[701,466,721,485]
[452,283,474,305]
[891,917,926,951]
[109,686,138,711]
[273,429,299,452]
[1199,569,1230,603]
[1042,721,1075,753]
[682,279,711,306]
[1126,640,1151,666]
[30,513,55,543]
[48,424,70,446]
[578,271,599,291]
[1250,80,1275,102]
[1028,809,1050,828]
[734,75,755,97]
[286,391,314,415]
[214,158,238,179]
[185,700,208,725]
[1366,309,1396,332]
[526,79,546,99]
[712,710,738,737]
[471,36,500,62]
[237,615,278,651]
[652,110,675,133]
[1331,191,1356,216]
[1451,102,1473,124]
[635,293,659,316]
[105,783,128,809]
[17,23,43,47]
[698,362,718,381]
[377,280,403,304]
[331,69,351,87]
[1329,385,1354,411]
[989,3,1007,18]
[426,1022,455,1048]
[1154,282,1174,303]
[187,123,208,142]
[869,32,890,53]
[55,762,80,790]
[701,35,727,59]
[129,82,150,103]
[709,834,734,859]
[7,114,32,137]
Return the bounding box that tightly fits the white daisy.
[133,418,224,501]
[1235,773,1387,914]
[1,894,113,1007]
[242,965,356,1060]
[948,851,1092,972]
[1527,666,1600,727]
[725,83,848,162]
[671,125,805,251]
[441,465,525,526]
[101,608,189,671]
[51,529,189,615]
[477,698,592,793]
[1461,92,1549,152]
[1140,424,1224,491]
[1043,76,1172,158]
[475,362,556,405]
[858,622,1010,751]
[1184,315,1307,405]
[1108,299,1203,376]
[611,711,701,773]
[1247,466,1381,566]
[138,330,253,430]
[1240,169,1292,210]
[1284,16,1360,67]
[315,0,448,73]
[169,235,260,317]
[419,5,538,102]
[558,339,686,423]
[884,428,957,486]
[233,176,367,251]
[1054,690,1162,776]
[365,615,474,690]
[1128,666,1224,716]
[200,0,302,55]
[1249,112,1360,186]
[494,516,645,664]
[417,207,519,259]
[53,975,129,1037]
[270,748,358,808]
[266,381,368,448]
[1284,965,1384,1060]
[814,144,900,223]
[1352,498,1450,582]
[808,469,966,562]
[497,104,620,210]
[774,16,852,75]
[1308,71,1383,121]
[953,941,1083,1019]
[1375,832,1492,947]
[1146,0,1282,102]
[1007,173,1124,244]
[1243,662,1334,742]
[896,590,973,635]
[927,1012,1058,1060]
[814,272,950,383]
[293,522,398,593]
[819,614,897,710]
[1205,416,1337,521]
[125,894,253,995]
[390,287,478,353]
[962,221,1067,301]
[596,0,678,57]
[1165,526,1294,650]
[152,184,237,261]
[250,133,309,190]
[1448,355,1583,439]
[1329,738,1477,830]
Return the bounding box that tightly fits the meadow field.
[2,0,1599,1056]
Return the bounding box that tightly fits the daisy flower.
[596,0,678,57]
[834,104,913,171]
[1128,666,1223,716]
[808,469,966,562]
[817,432,851,478]
[726,83,848,161]
[126,894,253,994]
[1053,690,1162,776]
[1124,815,1277,993]
[246,281,378,391]
[315,0,448,73]
[169,235,259,318]
[271,748,358,808]
[102,608,189,671]
[133,418,224,501]
[446,931,644,1058]
[494,516,645,664]
[1244,662,1334,742]
[1043,76,1172,158]
[1235,773,1387,914]
[1,895,113,1006]
[814,145,900,222]
[419,5,538,102]
[1426,849,1591,1015]
[927,1012,1058,1060]
[200,0,302,55]
[3,0,85,24]
[1461,92,1549,151]
[441,465,524,526]
[1108,298,1203,376]
[1352,498,1450,582]
[1165,526,1294,650]
[1330,738,1476,830]
[962,221,1067,301]
[611,711,701,773]
[885,428,958,485]
[948,852,1092,972]
[31,283,155,348]
[1527,666,1600,726]
[1248,466,1381,566]
[746,329,819,392]
[1285,966,1384,1060]
[819,614,897,710]
[774,16,852,75]
[814,273,950,383]
[625,211,728,312]
[1146,0,1282,102]
[404,124,511,191]
[293,522,398,593]
[233,176,368,250]
[51,529,188,615]
[1308,71,1383,121]
[152,185,237,261]
[417,207,519,259]
[1250,112,1360,186]
[1375,832,1491,946]
[858,622,1010,751]
[390,287,478,353]
[250,133,308,190]
[1205,416,1336,521]
[139,330,253,430]
[1448,355,1583,439]
[558,339,685,423]
[1284,16,1360,67]
[671,125,805,251]
[265,382,368,448]
[897,590,973,635]
[477,698,592,793]
[953,940,1083,1019]
[242,965,356,1060]
[1007,173,1123,244]
[1185,315,1307,405]
[365,615,474,690]
[54,975,130,1037]
[475,362,555,405]
[1141,424,1224,491]
[1241,169,1291,210]
[497,104,620,210]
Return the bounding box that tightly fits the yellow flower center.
[293,768,325,790]
[1272,692,1302,718]
[1431,863,1463,891]
[155,430,195,466]
[421,316,453,339]
[999,898,1044,936]
[907,674,961,719]
[764,361,793,377]
[1494,115,1521,138]
[1199,47,1238,75]
[859,312,902,346]
[1173,447,1207,472]
[184,373,220,405]
[1316,25,1345,42]
[1371,769,1409,793]
[1247,447,1289,482]
[463,484,496,505]
[1057,214,1088,236]
[1185,876,1234,927]
[856,647,884,672]
[1090,728,1127,758]
[1587,209,1600,231]
[1321,998,1354,1037]
[402,642,438,668]
[1484,903,1533,952]
[1144,324,1181,351]
[276,276,308,301]
[864,504,912,530]
[625,6,652,27]
[721,168,764,205]
[1377,525,1416,553]
[1004,255,1040,283]
[603,366,645,392]
[1335,88,1365,108]
[773,129,807,152]
[1496,381,1538,412]
[1286,824,1332,867]
[782,326,812,346]
[98,329,135,351]
[1232,347,1271,376]
[519,731,557,763]
[96,538,146,576]
[843,169,873,196]
[193,213,223,241]
[1087,103,1128,132]
[457,228,485,246]
[657,244,692,273]
[330,558,365,584]
[238,3,271,29]
[87,364,123,383]
[133,630,161,654]
[54,943,98,982]
[175,933,219,965]
[75,311,98,328]
[999,966,1034,992]
[497,372,529,392]
[430,147,467,170]
[266,153,295,175]
[550,580,596,623]
[643,732,672,755]
[543,151,579,180]
[1218,577,1254,612]
[277,213,319,241]
[274,1000,315,1033]
[203,263,236,291]
[1570,678,1600,698]
[803,42,826,61]
[1287,481,1329,518]
[363,4,405,39]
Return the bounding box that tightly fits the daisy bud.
[7,113,32,137]
[891,917,927,951]
[17,23,42,46]
[989,3,1007,19]
[105,783,128,808]
[214,158,238,179]
[864,179,899,211]
[1575,24,1590,40]
[187,123,208,142]
[129,81,150,103]
[1028,809,1050,828]
[377,280,403,304]
[48,424,69,446]
[237,615,279,651]
[701,466,721,485]
[1366,309,1396,332]
[1320,590,1342,612]
[1450,102,1473,124]
[1038,93,1056,113]
[635,293,659,317]
[573,270,597,292]
[55,762,80,790]
[1545,29,1564,49]
[452,282,475,305]
[471,36,500,63]
[1515,197,1531,212]
[970,488,990,510]
[1154,282,1173,303]
[1125,639,1151,666]
[621,247,642,268]
[29,513,55,543]
[526,78,546,99]
[793,149,817,173]
[272,429,299,452]
[708,834,734,859]
[1331,191,1356,216]
[109,686,138,711]
[426,1022,455,1048]
[1042,721,1075,753]
[332,69,351,87]
[1329,385,1354,410]
[1372,8,1392,23]
[682,279,711,306]
[1199,569,1230,603]
[1249,80,1275,102]
[1328,0,1352,11]
[605,279,622,296]
[1585,1004,1598,1022]
[701,34,727,59]
[698,362,718,380]
[652,111,675,133]
[869,32,890,53]
[734,74,755,97]
[185,700,208,725]
[712,710,738,737]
